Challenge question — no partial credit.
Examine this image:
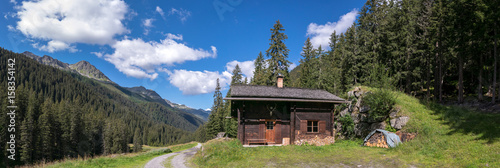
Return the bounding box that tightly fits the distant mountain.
[70,60,111,82]
[23,51,111,82]
[20,50,205,128]
[165,99,211,121]
[126,86,211,121]
[126,86,164,102]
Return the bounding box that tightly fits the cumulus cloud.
[33,40,78,53]
[156,6,164,17]
[104,34,217,80]
[168,69,231,95]
[10,0,17,5]
[169,8,191,23]
[306,9,358,48]
[225,60,255,79]
[15,0,129,52]
[166,60,255,95]
[143,18,154,35]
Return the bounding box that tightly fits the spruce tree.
[299,38,315,88]
[206,79,223,139]
[133,128,142,152]
[39,98,54,161]
[266,20,291,86]
[251,52,267,85]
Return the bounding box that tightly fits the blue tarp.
[363,129,401,148]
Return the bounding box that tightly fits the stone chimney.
[277,74,284,88]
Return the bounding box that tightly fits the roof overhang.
[224,97,348,104]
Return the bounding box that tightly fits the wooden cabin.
[224,76,346,145]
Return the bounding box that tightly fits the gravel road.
[144,143,202,168]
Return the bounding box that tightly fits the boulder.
[354,122,370,137]
[390,116,409,130]
[370,122,386,130]
[359,106,370,113]
[340,108,349,117]
[389,107,401,119]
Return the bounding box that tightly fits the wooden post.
[290,104,296,145]
[242,102,246,144]
[331,105,335,137]
[237,105,242,144]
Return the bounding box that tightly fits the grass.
[193,87,500,167]
[28,142,198,168]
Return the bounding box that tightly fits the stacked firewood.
[294,134,335,146]
[364,132,389,148]
[396,131,417,142]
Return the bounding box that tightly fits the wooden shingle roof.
[225,85,346,103]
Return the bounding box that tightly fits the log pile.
[364,132,389,148]
[294,134,335,146]
[396,131,417,142]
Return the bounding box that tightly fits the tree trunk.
[494,23,498,103]
[434,40,441,101]
[458,55,464,103]
[478,53,483,101]
[426,51,431,100]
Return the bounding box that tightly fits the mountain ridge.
[23,51,111,82]
[22,51,209,121]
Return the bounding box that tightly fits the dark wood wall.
[234,100,334,145]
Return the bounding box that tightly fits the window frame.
[266,121,274,130]
[307,120,319,133]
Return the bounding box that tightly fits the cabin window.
[266,121,274,130]
[307,121,318,133]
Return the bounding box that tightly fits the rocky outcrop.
[23,51,111,82]
[336,87,410,139]
[70,60,111,82]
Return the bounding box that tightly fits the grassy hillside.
[192,88,500,167]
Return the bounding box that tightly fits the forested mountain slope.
[0,48,201,166]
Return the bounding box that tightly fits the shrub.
[338,115,355,139]
[363,89,396,122]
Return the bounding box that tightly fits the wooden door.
[265,121,275,144]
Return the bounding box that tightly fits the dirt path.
[144,143,202,168]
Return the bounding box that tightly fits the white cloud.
[225,60,255,79]
[33,40,78,53]
[143,18,154,27]
[306,9,358,48]
[10,0,17,5]
[168,69,231,95]
[143,18,154,35]
[169,8,191,23]
[104,35,217,80]
[289,62,297,70]
[15,0,129,52]
[166,59,255,95]
[7,25,16,31]
[156,6,164,17]
[91,51,104,58]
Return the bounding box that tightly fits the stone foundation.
[294,134,335,146]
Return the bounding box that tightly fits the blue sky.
[1,0,365,110]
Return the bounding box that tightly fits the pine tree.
[266,20,291,86]
[133,128,142,152]
[206,79,223,139]
[231,64,243,85]
[299,38,316,88]
[20,104,35,163]
[39,98,54,161]
[251,52,267,85]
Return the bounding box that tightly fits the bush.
[338,115,355,139]
[363,89,396,122]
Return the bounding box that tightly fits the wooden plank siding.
[236,100,336,145]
